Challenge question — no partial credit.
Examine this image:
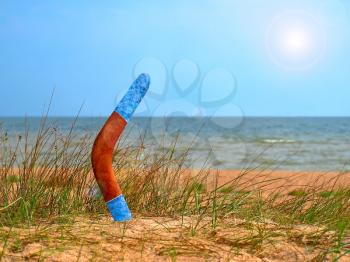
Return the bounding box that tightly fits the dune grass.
[0,116,350,260]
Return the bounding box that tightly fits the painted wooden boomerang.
[91,73,150,222]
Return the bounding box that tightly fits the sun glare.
[283,30,310,54]
[266,11,326,70]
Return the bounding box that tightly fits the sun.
[266,11,326,70]
[283,29,310,54]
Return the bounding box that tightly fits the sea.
[0,117,349,172]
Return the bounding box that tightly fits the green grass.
[288,189,308,197]
[0,116,350,260]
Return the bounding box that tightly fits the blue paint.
[115,73,150,122]
[106,194,132,222]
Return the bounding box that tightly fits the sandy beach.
[4,166,350,195]
[2,166,350,261]
[1,214,344,261]
[193,169,350,193]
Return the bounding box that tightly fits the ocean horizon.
[1,116,349,172]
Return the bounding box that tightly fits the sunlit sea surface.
[1,117,349,171]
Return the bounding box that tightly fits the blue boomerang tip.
[106,194,132,222]
[115,73,150,122]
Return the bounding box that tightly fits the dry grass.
[0,216,341,261]
[0,116,350,261]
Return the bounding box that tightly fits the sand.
[2,168,350,261]
[187,169,350,194]
[1,215,348,261]
[4,166,350,193]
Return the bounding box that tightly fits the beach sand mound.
[1,215,348,261]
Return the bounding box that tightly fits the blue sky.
[0,0,349,117]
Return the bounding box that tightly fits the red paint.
[91,112,127,202]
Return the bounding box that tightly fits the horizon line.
[1,115,350,118]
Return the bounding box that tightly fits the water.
[0,117,349,171]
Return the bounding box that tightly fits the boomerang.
[91,73,150,222]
